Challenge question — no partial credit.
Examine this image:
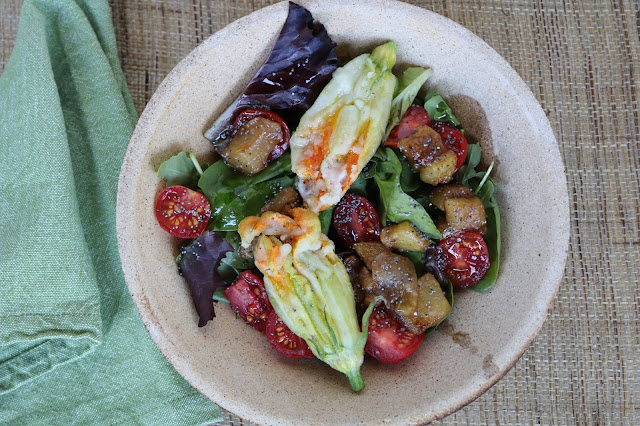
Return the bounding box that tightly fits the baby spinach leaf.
[424,91,460,127]
[198,153,295,231]
[211,176,295,231]
[198,153,292,199]
[373,149,441,239]
[218,248,255,283]
[348,173,368,197]
[157,151,202,188]
[213,230,242,249]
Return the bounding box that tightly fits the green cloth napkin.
[0,1,222,423]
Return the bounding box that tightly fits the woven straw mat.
[2,0,639,424]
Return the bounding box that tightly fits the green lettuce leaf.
[424,91,460,127]
[157,151,203,188]
[385,67,432,137]
[373,148,441,239]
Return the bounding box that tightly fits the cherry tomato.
[266,310,315,359]
[234,109,291,161]
[155,185,211,239]
[431,122,468,173]
[365,305,425,364]
[384,105,431,148]
[436,232,490,288]
[332,193,382,249]
[224,271,272,332]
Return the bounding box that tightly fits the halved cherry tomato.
[332,193,382,249]
[155,185,211,239]
[266,310,315,359]
[233,108,290,161]
[224,271,272,333]
[384,105,431,148]
[365,305,425,364]
[431,122,468,173]
[436,232,489,288]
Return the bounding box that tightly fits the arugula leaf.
[424,91,460,127]
[385,67,432,137]
[373,148,441,239]
[157,151,202,188]
[455,143,501,293]
[468,205,500,293]
[456,143,483,185]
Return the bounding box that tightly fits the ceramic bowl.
[116,1,569,424]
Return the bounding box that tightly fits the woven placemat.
[2,0,639,424]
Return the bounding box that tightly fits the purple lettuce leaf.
[204,2,337,146]
[178,231,233,327]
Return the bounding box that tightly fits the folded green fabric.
[0,0,221,423]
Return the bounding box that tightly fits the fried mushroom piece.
[261,187,303,215]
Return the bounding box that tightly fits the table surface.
[2,0,639,424]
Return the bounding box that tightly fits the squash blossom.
[239,208,377,391]
[290,42,398,213]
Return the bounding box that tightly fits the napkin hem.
[0,313,102,345]
[0,336,97,395]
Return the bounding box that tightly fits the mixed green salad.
[153,2,500,391]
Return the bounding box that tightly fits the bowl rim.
[116,0,570,423]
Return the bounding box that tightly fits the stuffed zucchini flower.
[238,208,376,391]
[290,42,398,212]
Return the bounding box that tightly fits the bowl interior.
[116,1,569,424]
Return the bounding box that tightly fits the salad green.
[373,148,441,239]
[455,143,501,292]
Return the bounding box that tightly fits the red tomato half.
[436,232,490,288]
[332,194,382,249]
[266,310,315,359]
[224,271,272,333]
[384,105,431,148]
[234,108,291,161]
[365,305,425,364]
[431,122,468,173]
[155,185,211,238]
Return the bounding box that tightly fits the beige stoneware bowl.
[116,1,569,424]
